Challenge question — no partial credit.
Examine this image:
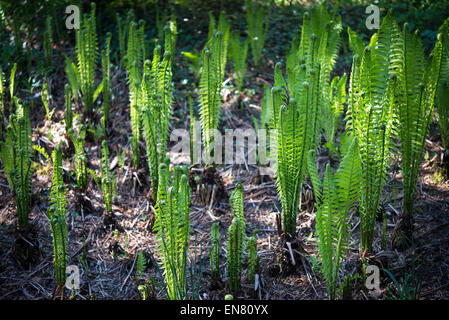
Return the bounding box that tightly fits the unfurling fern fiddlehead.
[48,146,69,289]
[153,164,191,300]
[0,99,32,229]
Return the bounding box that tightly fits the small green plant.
[382,268,421,300]
[307,138,362,300]
[246,0,269,67]
[229,31,248,92]
[209,221,220,286]
[0,99,32,229]
[68,126,88,191]
[47,146,69,291]
[136,250,147,281]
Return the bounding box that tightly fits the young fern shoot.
[246,0,269,67]
[153,164,191,300]
[307,138,362,300]
[48,146,69,291]
[0,99,32,229]
[227,184,246,292]
[229,31,248,92]
[76,3,98,118]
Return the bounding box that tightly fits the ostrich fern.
[210,221,220,286]
[229,31,248,92]
[273,4,341,237]
[307,138,362,300]
[0,99,32,229]
[68,127,88,191]
[436,18,449,179]
[346,12,401,253]
[76,2,98,117]
[48,146,69,289]
[101,32,112,127]
[43,16,53,68]
[227,217,245,293]
[153,164,191,300]
[246,0,269,67]
[393,24,443,248]
[227,184,246,292]
[64,84,73,133]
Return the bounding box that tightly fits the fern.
[63,84,73,134]
[0,67,4,139]
[227,217,245,293]
[209,221,220,285]
[153,164,191,300]
[246,0,269,67]
[75,2,98,117]
[141,31,174,199]
[229,31,249,92]
[247,232,259,288]
[101,32,112,128]
[43,16,53,68]
[346,12,401,253]
[394,24,443,245]
[99,140,116,213]
[41,82,54,120]
[273,4,341,236]
[307,138,362,299]
[126,17,145,168]
[68,126,88,191]
[48,146,69,289]
[136,250,147,281]
[436,18,449,176]
[0,99,32,229]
